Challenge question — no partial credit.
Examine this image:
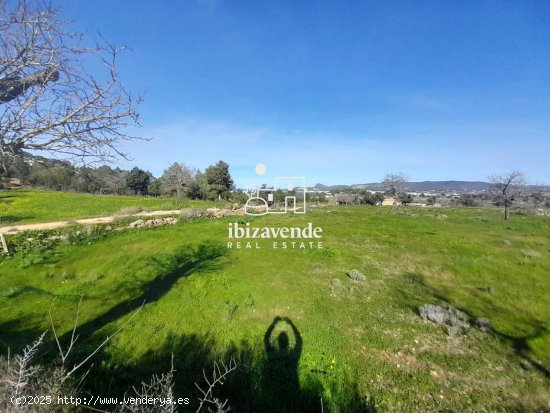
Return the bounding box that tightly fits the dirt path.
[0,209,185,235]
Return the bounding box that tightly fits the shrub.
[117,206,145,216]
[398,193,413,205]
[0,333,73,413]
[426,195,437,206]
[1,306,236,413]
[180,207,208,220]
[456,194,480,207]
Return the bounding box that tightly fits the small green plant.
[223,301,238,321]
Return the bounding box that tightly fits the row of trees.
[153,160,234,200]
[4,158,235,200]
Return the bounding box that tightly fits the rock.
[48,235,69,242]
[128,217,178,230]
[346,269,366,281]
[129,219,144,228]
[418,304,470,336]
[474,317,491,331]
[206,208,246,218]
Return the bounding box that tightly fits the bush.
[426,195,437,206]
[398,193,413,205]
[117,206,145,215]
[0,333,73,413]
[1,308,235,413]
[180,207,209,220]
[457,194,480,207]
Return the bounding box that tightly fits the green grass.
[0,188,217,225]
[0,201,549,411]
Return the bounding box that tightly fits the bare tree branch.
[63,300,145,381]
[488,170,526,220]
[0,0,145,173]
[382,172,408,213]
[49,295,83,364]
[195,357,237,413]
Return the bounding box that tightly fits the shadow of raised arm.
[283,317,302,358]
[264,316,281,352]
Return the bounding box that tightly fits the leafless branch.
[117,353,177,413]
[4,331,47,398]
[0,0,145,172]
[488,170,526,220]
[195,357,237,413]
[49,294,82,364]
[63,300,145,381]
[382,172,408,213]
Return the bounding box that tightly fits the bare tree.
[161,162,195,197]
[0,0,143,173]
[489,170,526,220]
[382,172,408,213]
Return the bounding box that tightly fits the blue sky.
[58,0,550,186]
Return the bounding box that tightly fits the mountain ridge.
[314,181,550,193]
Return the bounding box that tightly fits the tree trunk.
[504,204,510,220]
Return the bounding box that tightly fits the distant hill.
[314,181,550,193]
[314,183,352,192]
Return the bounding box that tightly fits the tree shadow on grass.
[1,240,376,412]
[0,319,47,354]
[396,272,550,379]
[61,241,227,340]
[0,241,227,356]
[0,214,35,224]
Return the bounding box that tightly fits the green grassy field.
[0,191,549,411]
[0,188,216,225]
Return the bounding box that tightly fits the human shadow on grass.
[397,272,550,379]
[81,326,375,413]
[60,241,227,341]
[261,316,304,412]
